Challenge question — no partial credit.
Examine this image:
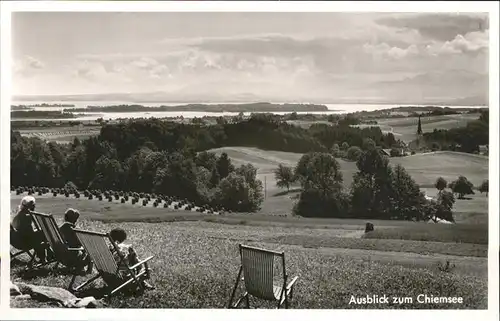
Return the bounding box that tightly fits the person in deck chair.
[10,196,46,263]
[59,208,93,274]
[109,228,154,289]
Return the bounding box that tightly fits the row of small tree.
[435,176,488,198]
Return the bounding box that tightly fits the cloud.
[377,13,489,41]
[13,55,45,76]
[13,13,489,103]
[426,30,489,56]
[130,57,159,70]
[74,60,109,80]
[363,43,419,60]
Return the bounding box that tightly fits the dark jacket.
[59,222,81,248]
[11,210,34,235]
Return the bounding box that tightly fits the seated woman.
[109,228,154,289]
[59,208,93,274]
[10,196,46,263]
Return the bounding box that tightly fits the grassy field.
[282,113,479,143]
[10,197,488,309]
[391,152,488,187]
[376,113,480,143]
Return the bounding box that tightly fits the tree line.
[422,110,489,153]
[11,114,402,213]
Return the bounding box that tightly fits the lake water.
[11,101,486,121]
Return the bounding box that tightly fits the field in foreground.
[11,197,488,309]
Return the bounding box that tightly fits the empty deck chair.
[228,244,299,309]
[72,229,154,297]
[30,211,89,288]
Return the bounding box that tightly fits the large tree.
[294,152,315,185]
[450,176,475,199]
[435,190,455,222]
[216,152,235,180]
[435,177,448,193]
[274,164,295,193]
[391,164,426,221]
[214,167,263,212]
[351,149,395,219]
[479,179,488,196]
[294,153,347,218]
[417,115,423,135]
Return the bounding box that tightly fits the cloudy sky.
[12,12,489,104]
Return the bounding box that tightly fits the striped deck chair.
[228,244,299,309]
[72,229,154,298]
[10,223,36,263]
[10,218,48,269]
[30,211,88,289]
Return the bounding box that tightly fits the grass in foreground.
[363,223,488,245]
[11,218,487,309]
[266,235,487,258]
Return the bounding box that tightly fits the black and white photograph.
[3,2,498,313]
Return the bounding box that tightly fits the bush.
[390,148,402,157]
[347,146,363,161]
[64,181,78,193]
[214,166,264,212]
[294,188,350,218]
[431,142,440,151]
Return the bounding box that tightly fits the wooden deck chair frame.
[228,244,299,309]
[29,211,87,289]
[10,248,35,262]
[72,228,154,298]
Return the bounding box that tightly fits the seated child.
[59,208,93,274]
[109,228,154,290]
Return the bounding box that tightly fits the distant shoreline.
[10,103,487,122]
[64,103,329,113]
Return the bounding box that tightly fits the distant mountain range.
[13,92,488,106]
